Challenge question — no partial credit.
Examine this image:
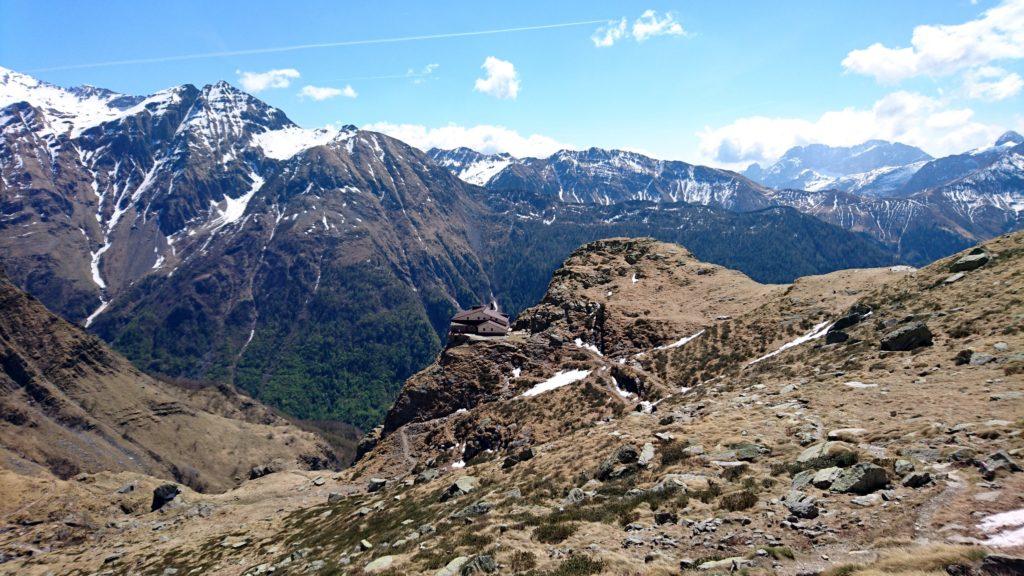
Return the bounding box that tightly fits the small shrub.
[535,522,577,544]
[545,555,604,576]
[659,441,691,466]
[508,550,537,572]
[719,489,757,511]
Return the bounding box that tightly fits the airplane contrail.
[28,19,610,72]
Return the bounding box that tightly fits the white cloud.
[236,68,300,92]
[474,57,520,100]
[632,10,686,42]
[592,18,627,47]
[592,10,686,47]
[842,0,1024,83]
[965,66,1024,100]
[697,91,1007,167]
[361,122,570,157]
[298,84,357,101]
[408,63,440,84]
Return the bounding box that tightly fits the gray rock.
[564,488,587,505]
[791,470,815,490]
[440,476,480,501]
[638,443,656,467]
[971,353,997,366]
[811,467,843,489]
[993,341,1010,352]
[796,441,858,469]
[943,272,965,284]
[312,476,325,486]
[327,492,344,504]
[880,321,932,351]
[851,494,882,506]
[460,554,497,574]
[434,556,468,576]
[782,490,819,519]
[949,249,990,272]
[901,471,933,488]
[359,539,373,551]
[367,478,387,492]
[417,468,439,484]
[830,463,889,495]
[894,459,915,475]
[980,451,1023,480]
[452,500,492,518]
[151,484,181,511]
[363,555,395,573]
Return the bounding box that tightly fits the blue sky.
[3,0,1022,167]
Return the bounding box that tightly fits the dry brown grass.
[822,544,988,575]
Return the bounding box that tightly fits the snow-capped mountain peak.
[0,65,144,137]
[995,130,1024,147]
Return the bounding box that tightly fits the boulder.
[452,500,492,518]
[249,464,276,480]
[949,249,990,272]
[825,330,849,344]
[363,555,395,573]
[980,451,1023,480]
[791,470,815,490]
[638,443,656,467]
[501,447,534,469]
[797,441,858,469]
[830,463,888,495]
[654,510,678,525]
[880,321,933,351]
[901,471,932,488]
[434,557,469,576]
[980,554,1024,576]
[656,473,713,495]
[440,476,480,501]
[811,467,843,489]
[328,492,344,504]
[782,490,819,519]
[894,459,915,475]
[460,555,497,574]
[151,484,181,511]
[827,428,868,442]
[564,488,587,505]
[367,478,387,493]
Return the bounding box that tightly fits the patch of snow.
[631,273,638,284]
[84,300,109,328]
[574,338,602,356]
[889,265,916,272]
[521,369,591,398]
[211,172,264,230]
[511,367,521,379]
[253,126,353,160]
[457,157,511,186]
[844,381,878,389]
[655,329,705,351]
[611,377,634,398]
[748,320,832,365]
[979,508,1024,547]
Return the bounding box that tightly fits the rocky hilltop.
[2,232,1021,575]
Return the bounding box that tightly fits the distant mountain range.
[1,65,1019,430]
[431,132,1024,262]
